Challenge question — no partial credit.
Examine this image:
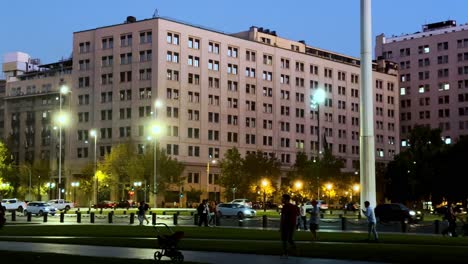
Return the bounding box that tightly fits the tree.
[242,150,281,200]
[219,148,243,200]
[0,141,14,198]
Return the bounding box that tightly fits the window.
[227,64,238,75]
[280,58,290,69]
[208,60,220,71]
[166,51,179,63]
[140,31,152,44]
[418,45,430,54]
[119,71,132,82]
[310,64,319,75]
[188,37,200,49]
[120,34,132,47]
[262,71,272,81]
[78,59,90,70]
[208,42,220,54]
[295,61,304,72]
[227,46,238,58]
[208,130,220,141]
[246,84,256,94]
[263,87,273,97]
[245,67,256,77]
[101,73,113,85]
[188,73,200,85]
[246,101,256,111]
[188,55,200,67]
[227,81,238,92]
[280,74,290,84]
[437,41,448,51]
[102,37,113,49]
[246,50,256,61]
[208,77,220,88]
[78,77,90,88]
[188,146,200,157]
[139,68,152,81]
[263,54,273,65]
[79,41,91,53]
[167,32,180,45]
[166,70,179,81]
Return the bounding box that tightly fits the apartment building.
[376,20,468,147]
[4,15,399,203]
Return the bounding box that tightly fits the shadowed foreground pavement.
[0,241,386,264]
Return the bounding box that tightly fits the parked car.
[1,198,27,212]
[304,200,328,213]
[48,199,74,211]
[93,200,116,209]
[23,202,57,216]
[217,203,256,219]
[230,199,253,208]
[375,203,422,223]
[115,200,134,208]
[344,203,360,211]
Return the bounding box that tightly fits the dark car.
[375,203,422,223]
[93,200,116,209]
[115,200,133,208]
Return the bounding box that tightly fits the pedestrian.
[137,201,147,226]
[309,200,320,241]
[208,201,217,226]
[280,194,299,257]
[442,202,457,237]
[197,199,209,227]
[296,202,307,231]
[362,201,378,241]
[143,201,150,224]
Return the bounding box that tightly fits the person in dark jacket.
[280,194,299,257]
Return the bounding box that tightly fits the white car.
[24,202,57,216]
[304,200,328,213]
[1,198,27,212]
[229,199,252,208]
[217,203,256,219]
[48,199,74,211]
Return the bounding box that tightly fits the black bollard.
[262,215,268,228]
[341,217,347,230]
[216,214,221,226]
[60,212,64,223]
[401,220,407,233]
[90,212,95,223]
[123,210,127,215]
[11,211,16,222]
[130,213,135,224]
[191,211,194,216]
[173,214,178,225]
[194,214,199,225]
[434,220,440,234]
[108,212,113,223]
[100,208,103,214]
[43,213,48,223]
[163,211,166,215]
[320,213,324,219]
[152,213,156,225]
[77,212,81,223]
[27,212,32,222]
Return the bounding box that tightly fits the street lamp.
[134,181,142,202]
[310,89,326,201]
[150,121,163,208]
[46,182,56,199]
[71,182,80,202]
[325,183,333,206]
[55,110,69,200]
[206,155,217,200]
[261,179,269,212]
[352,184,360,202]
[90,129,97,205]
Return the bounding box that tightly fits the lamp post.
[71,181,80,203]
[134,181,142,202]
[90,129,97,205]
[325,183,333,206]
[352,184,360,203]
[206,155,217,200]
[56,111,68,200]
[47,182,56,199]
[261,179,268,212]
[310,89,326,201]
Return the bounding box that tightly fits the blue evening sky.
[1,0,467,73]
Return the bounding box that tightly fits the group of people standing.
[196,199,217,227]
[280,194,378,257]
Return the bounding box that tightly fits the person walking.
[197,199,209,227]
[362,201,378,241]
[280,194,299,257]
[208,201,217,226]
[442,202,458,237]
[137,201,147,226]
[297,202,307,231]
[309,200,320,241]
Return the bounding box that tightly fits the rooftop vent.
[126,16,137,23]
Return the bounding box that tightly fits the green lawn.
[1,225,468,263]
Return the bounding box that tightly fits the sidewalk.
[0,241,385,264]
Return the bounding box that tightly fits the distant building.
[4,16,399,203]
[376,20,468,147]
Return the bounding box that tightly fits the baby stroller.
[153,223,184,263]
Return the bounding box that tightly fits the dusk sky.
[1,0,467,74]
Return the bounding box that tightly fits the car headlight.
[409,211,416,216]
[417,211,421,215]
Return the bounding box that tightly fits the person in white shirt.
[309,200,320,240]
[362,201,378,241]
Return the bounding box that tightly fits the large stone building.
[4,16,399,204]
[376,20,468,147]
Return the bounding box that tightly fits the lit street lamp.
[150,117,163,208]
[325,183,333,205]
[261,179,269,212]
[90,129,97,205]
[310,89,326,200]
[55,110,69,200]
[134,181,143,202]
[206,155,217,200]
[71,181,80,203]
[352,184,360,202]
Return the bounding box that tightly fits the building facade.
[4,16,399,204]
[376,20,468,147]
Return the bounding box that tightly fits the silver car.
[24,202,57,216]
[216,203,256,219]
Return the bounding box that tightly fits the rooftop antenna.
[153,9,159,18]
